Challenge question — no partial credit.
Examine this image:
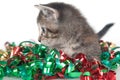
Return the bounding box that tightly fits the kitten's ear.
[34,4,58,19]
[34,5,42,10]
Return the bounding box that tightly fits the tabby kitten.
[35,2,113,60]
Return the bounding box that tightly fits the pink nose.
[38,36,42,42]
[38,39,41,42]
[38,36,47,42]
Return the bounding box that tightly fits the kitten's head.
[35,3,82,49]
[35,4,60,42]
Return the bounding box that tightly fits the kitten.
[35,2,113,60]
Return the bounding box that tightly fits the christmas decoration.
[0,40,118,80]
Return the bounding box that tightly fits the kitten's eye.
[41,27,58,38]
[42,27,45,33]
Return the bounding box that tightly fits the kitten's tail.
[97,23,114,39]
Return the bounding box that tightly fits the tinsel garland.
[0,40,119,80]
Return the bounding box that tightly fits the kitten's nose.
[38,36,41,42]
[38,35,47,42]
[38,39,41,42]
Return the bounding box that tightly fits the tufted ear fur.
[34,4,59,19]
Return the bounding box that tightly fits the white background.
[0,0,120,79]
